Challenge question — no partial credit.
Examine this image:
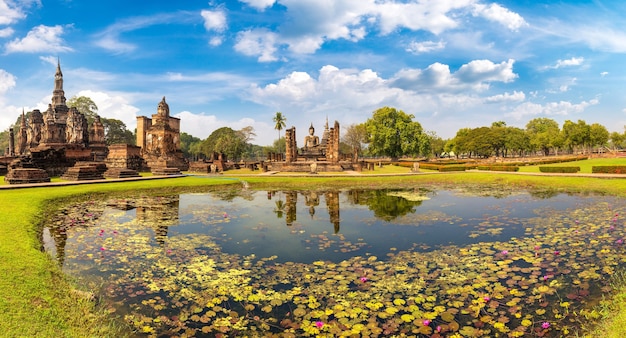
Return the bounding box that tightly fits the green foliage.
[364,107,429,159]
[272,112,287,142]
[342,123,368,155]
[592,166,626,174]
[180,132,202,159]
[538,166,580,173]
[67,96,98,124]
[526,118,562,156]
[202,127,247,161]
[102,118,135,145]
[347,189,423,220]
[477,165,520,172]
[0,129,8,154]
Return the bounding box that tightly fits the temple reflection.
[269,190,341,233]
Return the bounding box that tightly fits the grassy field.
[517,157,626,173]
[1,168,626,337]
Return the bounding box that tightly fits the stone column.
[8,128,15,156]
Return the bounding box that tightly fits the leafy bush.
[539,166,580,173]
[477,166,520,172]
[418,163,441,170]
[592,166,626,174]
[438,165,467,172]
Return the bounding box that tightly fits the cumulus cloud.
[234,29,279,62]
[391,59,517,92]
[374,0,473,35]
[201,9,227,32]
[0,68,16,94]
[507,99,599,120]
[472,3,527,31]
[239,0,276,11]
[484,91,526,103]
[406,40,446,54]
[174,111,272,142]
[4,25,72,53]
[553,57,584,69]
[75,89,140,131]
[0,0,25,25]
[232,0,524,60]
[0,27,14,38]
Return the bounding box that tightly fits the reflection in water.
[42,188,626,337]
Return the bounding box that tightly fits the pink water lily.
[541,322,550,329]
[315,321,324,328]
[360,277,368,283]
[423,319,431,326]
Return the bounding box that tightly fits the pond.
[43,186,626,337]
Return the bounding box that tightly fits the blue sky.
[1,0,625,146]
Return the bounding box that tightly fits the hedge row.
[592,166,626,174]
[476,166,520,172]
[539,166,580,173]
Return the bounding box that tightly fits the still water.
[43,187,626,337]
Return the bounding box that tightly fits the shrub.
[539,166,580,173]
[438,165,467,172]
[592,166,626,174]
[418,163,442,170]
[477,166,519,172]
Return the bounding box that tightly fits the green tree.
[180,132,202,159]
[526,118,561,156]
[504,127,530,157]
[102,118,135,145]
[202,127,246,161]
[610,130,626,150]
[272,112,286,144]
[589,123,609,153]
[364,107,429,159]
[562,120,590,154]
[489,122,507,157]
[67,96,98,124]
[426,131,446,158]
[342,123,368,156]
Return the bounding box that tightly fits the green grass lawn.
[2,166,626,336]
[517,157,626,173]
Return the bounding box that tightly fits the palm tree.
[273,112,287,143]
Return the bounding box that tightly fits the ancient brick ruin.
[4,61,188,184]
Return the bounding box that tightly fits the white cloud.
[507,99,599,120]
[406,40,446,54]
[374,0,474,35]
[4,25,72,53]
[0,68,16,94]
[75,90,140,131]
[174,111,273,143]
[472,3,527,31]
[239,0,276,11]
[0,0,25,25]
[456,59,517,83]
[0,27,14,38]
[485,91,525,103]
[201,9,227,32]
[553,57,584,68]
[234,29,279,62]
[391,59,517,92]
[94,13,194,54]
[231,0,525,59]
[601,72,609,77]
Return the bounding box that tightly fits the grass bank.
[1,172,626,336]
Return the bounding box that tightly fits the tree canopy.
[201,127,247,161]
[363,107,429,159]
[67,96,98,124]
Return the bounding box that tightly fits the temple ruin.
[268,118,356,172]
[136,97,188,174]
[3,61,188,184]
